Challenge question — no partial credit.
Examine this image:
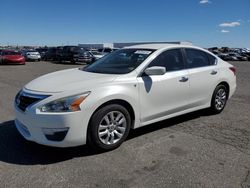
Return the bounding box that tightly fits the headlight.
[40,92,90,113]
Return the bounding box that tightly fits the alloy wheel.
[98,111,127,145]
[215,88,227,110]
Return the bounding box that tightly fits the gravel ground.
[0,61,250,188]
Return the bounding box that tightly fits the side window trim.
[181,48,187,69]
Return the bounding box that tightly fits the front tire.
[88,104,131,151]
[210,85,228,114]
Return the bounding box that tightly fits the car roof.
[125,43,194,50]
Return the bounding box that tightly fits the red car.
[0,50,25,65]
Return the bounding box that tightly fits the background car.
[23,50,41,61]
[89,50,104,60]
[58,46,83,63]
[0,50,25,65]
[73,51,95,64]
[35,47,48,60]
[43,47,63,61]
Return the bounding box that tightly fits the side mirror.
[144,66,166,76]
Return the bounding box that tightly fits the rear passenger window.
[185,49,210,68]
[148,49,184,72]
[208,54,217,65]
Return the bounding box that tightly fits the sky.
[0,0,250,48]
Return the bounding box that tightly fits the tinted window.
[208,53,217,65]
[186,49,210,68]
[148,49,184,72]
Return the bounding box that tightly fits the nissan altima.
[14,44,236,150]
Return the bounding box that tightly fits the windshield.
[83,49,155,74]
[3,51,21,55]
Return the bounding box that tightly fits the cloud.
[219,22,241,27]
[199,0,210,4]
[221,30,230,33]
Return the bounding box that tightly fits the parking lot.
[0,61,250,188]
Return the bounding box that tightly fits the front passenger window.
[148,49,184,72]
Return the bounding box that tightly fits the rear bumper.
[229,81,236,99]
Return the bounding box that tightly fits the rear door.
[184,48,219,107]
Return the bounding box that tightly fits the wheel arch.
[87,99,136,131]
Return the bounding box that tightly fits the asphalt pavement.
[0,61,250,188]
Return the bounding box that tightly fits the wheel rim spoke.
[99,130,108,138]
[99,124,108,131]
[115,113,122,121]
[104,132,110,143]
[114,130,123,138]
[110,112,115,122]
[116,126,125,132]
[104,116,110,125]
[110,132,115,144]
[118,117,125,125]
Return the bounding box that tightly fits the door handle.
[179,76,189,82]
[210,70,217,75]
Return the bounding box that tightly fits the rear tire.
[88,104,131,151]
[210,85,228,114]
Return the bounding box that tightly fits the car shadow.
[128,109,212,140]
[0,109,212,165]
[0,120,98,165]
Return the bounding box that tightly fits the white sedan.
[14,44,236,150]
[24,51,41,61]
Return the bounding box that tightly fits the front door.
[137,49,190,124]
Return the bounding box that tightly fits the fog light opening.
[42,128,69,141]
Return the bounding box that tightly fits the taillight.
[229,67,236,76]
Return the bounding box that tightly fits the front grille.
[15,90,49,112]
[18,96,41,111]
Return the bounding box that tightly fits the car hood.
[24,68,119,93]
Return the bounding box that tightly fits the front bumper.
[4,59,25,64]
[14,104,90,147]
